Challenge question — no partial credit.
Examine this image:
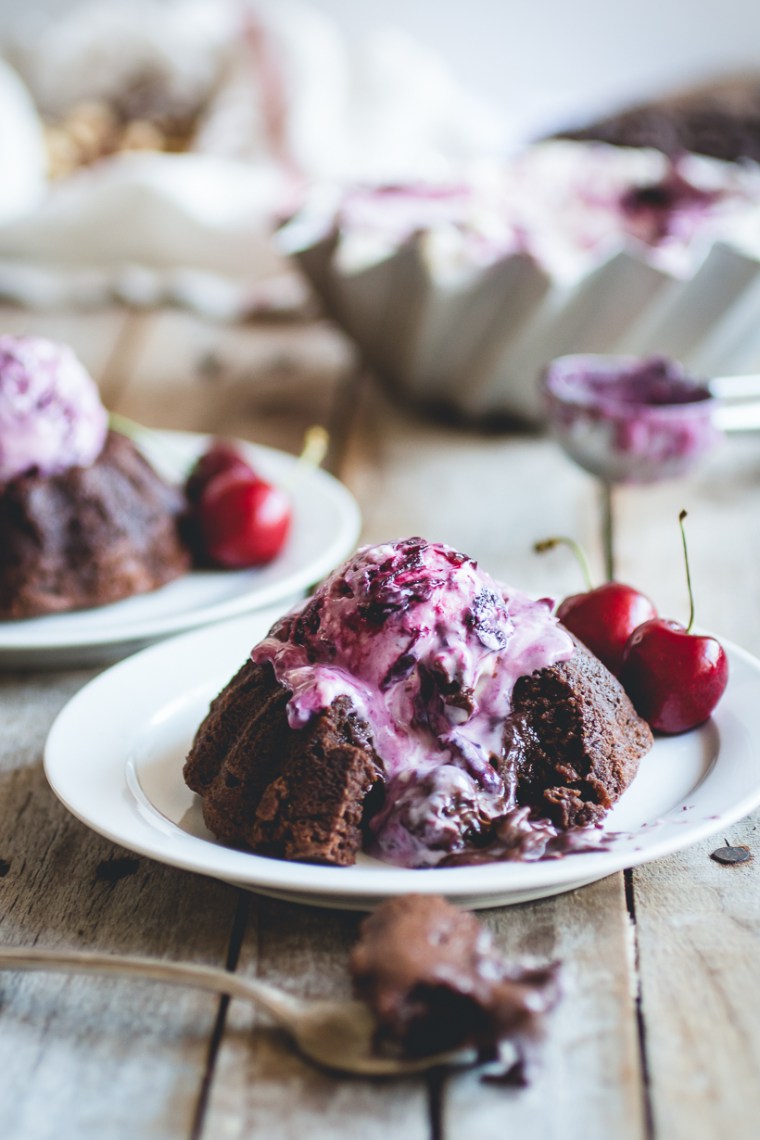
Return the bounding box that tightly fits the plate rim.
[0,431,361,656]
[43,613,760,906]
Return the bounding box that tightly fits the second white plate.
[0,431,361,667]
[43,609,760,910]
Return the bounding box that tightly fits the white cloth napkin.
[0,0,505,316]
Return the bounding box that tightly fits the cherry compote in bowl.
[542,353,720,484]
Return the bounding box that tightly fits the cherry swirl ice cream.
[0,335,108,484]
[252,537,575,866]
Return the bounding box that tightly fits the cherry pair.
[536,517,728,734]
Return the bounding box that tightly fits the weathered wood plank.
[0,669,241,1140]
[633,814,760,1140]
[0,309,243,1139]
[195,362,429,1140]
[615,431,760,1140]
[109,309,355,455]
[201,898,430,1140]
[613,434,760,650]
[443,876,645,1140]
[338,377,606,598]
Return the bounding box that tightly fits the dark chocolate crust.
[350,894,560,1056]
[505,643,653,829]
[0,430,190,619]
[184,660,382,865]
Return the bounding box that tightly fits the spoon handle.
[710,374,760,401]
[713,400,760,433]
[0,945,302,1025]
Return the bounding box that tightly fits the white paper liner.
[287,230,760,423]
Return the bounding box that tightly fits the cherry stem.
[679,508,695,634]
[283,425,329,491]
[533,536,594,591]
[109,411,144,441]
[298,425,329,470]
[108,412,188,472]
[601,481,615,583]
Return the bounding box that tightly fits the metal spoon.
[542,354,760,578]
[0,945,469,1076]
[543,355,760,486]
[709,373,760,431]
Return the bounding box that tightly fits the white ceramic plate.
[44,609,760,911]
[0,431,361,667]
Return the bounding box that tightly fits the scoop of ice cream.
[0,335,108,483]
[252,537,574,864]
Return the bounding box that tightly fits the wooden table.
[1,302,758,1140]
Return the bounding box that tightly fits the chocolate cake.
[350,894,560,1060]
[185,538,653,868]
[0,429,191,619]
[0,334,191,620]
[507,644,651,829]
[185,660,381,865]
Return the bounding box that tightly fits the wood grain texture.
[0,311,239,1139]
[444,877,646,1140]
[108,308,355,455]
[632,814,760,1140]
[201,898,430,1140]
[0,669,240,1140]
[615,430,760,1140]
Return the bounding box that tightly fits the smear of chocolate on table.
[710,842,752,866]
[96,856,140,883]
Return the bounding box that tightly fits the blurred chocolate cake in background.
[555,75,760,163]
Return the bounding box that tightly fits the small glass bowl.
[542,353,721,484]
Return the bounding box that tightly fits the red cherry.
[620,618,728,734]
[557,583,657,676]
[186,440,255,504]
[199,470,291,568]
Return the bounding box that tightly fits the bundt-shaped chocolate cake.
[185,660,381,865]
[185,538,653,868]
[0,335,190,619]
[0,430,191,619]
